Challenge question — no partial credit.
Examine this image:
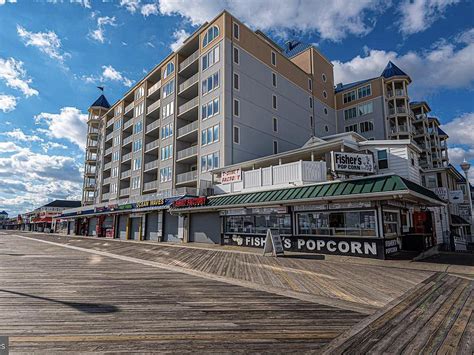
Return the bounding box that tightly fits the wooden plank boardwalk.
[323,273,473,354]
[15,233,434,311]
[0,233,365,353]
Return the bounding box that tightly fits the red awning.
[32,217,52,223]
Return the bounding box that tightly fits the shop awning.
[173,174,444,212]
[32,217,52,223]
[451,214,470,226]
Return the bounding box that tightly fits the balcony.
[121,169,131,179]
[145,140,159,152]
[120,188,130,197]
[395,89,406,97]
[106,118,114,128]
[415,113,427,121]
[88,128,99,136]
[84,168,96,177]
[102,193,110,201]
[122,152,132,162]
[178,97,199,118]
[124,102,134,115]
[103,177,111,185]
[177,120,198,141]
[147,80,161,98]
[397,106,407,114]
[105,132,113,142]
[176,145,198,162]
[179,50,199,73]
[143,180,158,191]
[176,171,198,185]
[147,100,161,116]
[388,107,407,116]
[390,125,409,134]
[144,159,159,171]
[103,162,112,170]
[178,72,199,96]
[104,147,113,156]
[123,135,133,146]
[146,120,160,134]
[123,119,133,130]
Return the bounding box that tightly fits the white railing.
[177,145,198,160]
[147,80,161,97]
[104,147,112,156]
[122,152,132,161]
[179,50,199,72]
[102,193,110,201]
[103,162,112,170]
[144,160,159,171]
[178,97,199,116]
[145,140,159,151]
[177,120,198,137]
[146,120,160,133]
[121,170,131,179]
[395,89,405,97]
[106,119,114,128]
[143,180,159,191]
[147,100,161,115]
[179,73,199,93]
[123,135,133,145]
[176,171,198,184]
[124,102,134,113]
[120,188,130,197]
[123,119,133,130]
[103,177,111,185]
[105,132,113,141]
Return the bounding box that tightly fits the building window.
[233,126,240,144]
[272,72,277,87]
[114,119,122,130]
[163,61,174,79]
[378,149,389,169]
[343,90,356,104]
[202,97,219,120]
[357,84,371,99]
[161,144,173,161]
[325,125,329,132]
[201,124,219,146]
[134,102,144,117]
[111,183,117,194]
[201,152,219,172]
[271,50,276,66]
[162,80,175,98]
[233,47,239,64]
[273,117,278,132]
[233,72,240,90]
[358,102,373,116]
[114,105,122,116]
[160,166,172,182]
[112,166,118,177]
[131,176,140,190]
[161,123,173,139]
[310,115,314,128]
[201,71,219,95]
[344,107,357,120]
[233,99,240,117]
[162,101,174,118]
[345,124,358,133]
[112,151,120,161]
[309,97,313,109]
[360,121,374,133]
[308,78,312,91]
[324,107,328,115]
[323,90,327,99]
[134,86,144,100]
[202,45,220,71]
[133,121,142,134]
[202,25,219,47]
[272,94,277,110]
[133,139,142,152]
[113,135,120,146]
[322,73,327,82]
[133,157,141,171]
[273,140,278,154]
[233,22,240,39]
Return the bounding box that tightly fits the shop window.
[377,149,388,169]
[383,211,398,237]
[297,211,376,237]
[225,214,291,235]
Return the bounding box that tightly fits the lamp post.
[460,160,473,241]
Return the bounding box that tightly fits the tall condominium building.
[84,10,337,205]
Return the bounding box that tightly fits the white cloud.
[442,113,474,147]
[89,16,117,43]
[141,3,158,17]
[120,0,141,13]
[41,141,68,152]
[170,29,190,51]
[0,94,17,113]
[0,57,39,97]
[332,28,474,96]
[0,142,22,153]
[84,65,133,87]
[17,25,70,63]
[397,0,460,35]
[158,0,387,41]
[3,128,43,142]
[34,107,88,150]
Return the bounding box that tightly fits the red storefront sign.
[173,197,207,208]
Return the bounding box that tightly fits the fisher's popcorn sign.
[331,151,374,174]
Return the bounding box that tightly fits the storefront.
[172,175,445,259]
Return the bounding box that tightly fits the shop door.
[163,213,179,242]
[118,215,128,240]
[145,212,159,241]
[88,217,98,236]
[68,221,74,235]
[130,217,141,240]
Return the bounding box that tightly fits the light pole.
[460,160,473,241]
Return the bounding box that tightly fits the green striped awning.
[202,175,443,209]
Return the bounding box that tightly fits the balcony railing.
[177,120,199,138]
[147,100,161,115]
[390,125,409,134]
[123,135,133,145]
[123,119,133,130]
[147,80,161,97]
[179,50,199,72]
[120,188,130,197]
[178,97,199,116]
[143,180,158,191]
[395,89,406,97]
[88,128,99,135]
[122,152,132,162]
[124,102,134,114]
[103,177,111,185]
[103,162,112,170]
[121,170,131,179]
[145,140,159,151]
[397,106,407,114]
[178,72,199,93]
[176,171,198,184]
[102,193,110,201]
[144,159,159,171]
[146,120,160,133]
[106,119,114,128]
[104,147,112,156]
[105,132,113,141]
[177,145,198,161]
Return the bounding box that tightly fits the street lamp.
[460,160,473,241]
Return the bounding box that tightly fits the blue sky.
[0,0,473,216]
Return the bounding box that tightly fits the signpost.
[331,151,374,174]
[263,229,285,257]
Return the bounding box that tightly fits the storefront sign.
[221,168,242,184]
[136,199,165,208]
[263,229,284,256]
[458,204,471,218]
[294,204,328,212]
[431,187,448,201]
[331,151,374,174]
[449,190,464,204]
[223,234,385,259]
[328,201,372,209]
[384,238,399,255]
[173,197,207,208]
[250,206,287,215]
[220,208,248,216]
